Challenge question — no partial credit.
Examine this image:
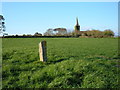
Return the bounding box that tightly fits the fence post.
[39,41,47,62]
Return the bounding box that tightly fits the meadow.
[2,38,120,88]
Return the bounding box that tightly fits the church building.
[74,17,87,36]
[74,17,80,32]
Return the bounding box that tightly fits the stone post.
[39,41,47,62]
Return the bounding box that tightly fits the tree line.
[3,29,115,38]
[73,29,114,38]
[44,28,115,38]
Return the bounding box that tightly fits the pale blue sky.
[2,2,118,35]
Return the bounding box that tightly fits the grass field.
[2,38,120,88]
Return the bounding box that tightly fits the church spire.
[76,17,79,26]
[74,17,80,31]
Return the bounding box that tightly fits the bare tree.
[44,28,54,36]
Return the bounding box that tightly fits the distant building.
[74,17,88,36]
[74,17,80,32]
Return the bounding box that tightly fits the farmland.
[2,38,120,88]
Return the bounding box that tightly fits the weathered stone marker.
[39,41,47,62]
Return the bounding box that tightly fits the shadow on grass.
[46,55,78,65]
[49,58,69,64]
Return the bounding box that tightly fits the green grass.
[2,38,120,88]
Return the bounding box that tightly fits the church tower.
[74,17,80,32]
